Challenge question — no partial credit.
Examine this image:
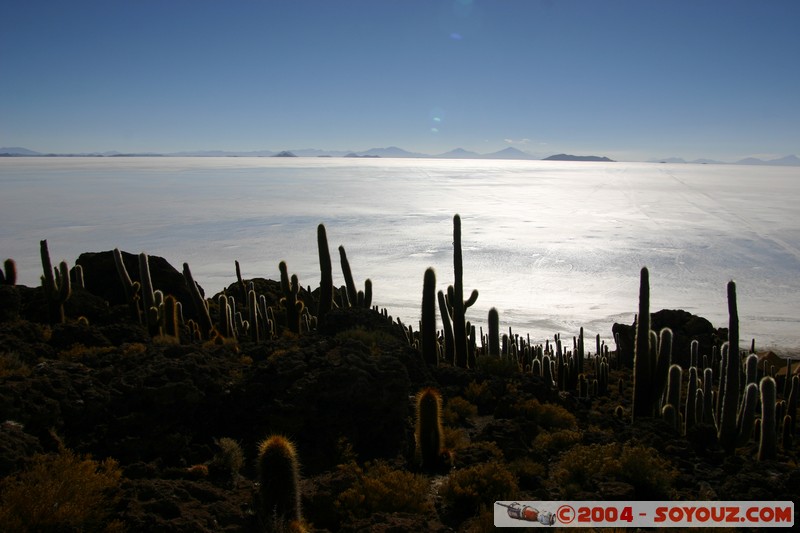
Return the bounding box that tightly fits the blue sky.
[1,0,798,161]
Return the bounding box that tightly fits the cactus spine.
[421,267,438,366]
[632,267,652,421]
[718,280,741,454]
[758,376,777,461]
[40,240,71,324]
[415,387,444,471]
[257,434,303,530]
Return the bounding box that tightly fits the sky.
[1,0,799,162]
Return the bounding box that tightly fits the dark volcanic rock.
[613,309,721,367]
[76,250,198,318]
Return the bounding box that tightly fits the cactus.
[487,307,500,357]
[632,267,653,421]
[718,281,741,454]
[162,294,180,340]
[758,376,777,461]
[0,258,16,285]
[783,358,793,399]
[736,382,758,446]
[415,387,444,471]
[248,289,260,342]
[653,327,673,413]
[40,240,71,324]
[782,414,793,451]
[338,245,358,307]
[279,261,304,334]
[420,267,438,366]
[662,404,679,432]
[257,434,303,529]
[138,253,160,336]
[578,373,588,398]
[437,290,455,364]
[450,214,479,368]
[113,248,141,322]
[695,388,705,425]
[745,353,758,386]
[685,366,698,434]
[666,364,682,415]
[182,262,213,340]
[787,375,798,435]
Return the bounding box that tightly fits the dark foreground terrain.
[0,244,798,532]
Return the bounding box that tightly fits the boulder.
[613,309,722,368]
[76,250,200,320]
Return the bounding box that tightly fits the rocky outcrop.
[612,309,721,368]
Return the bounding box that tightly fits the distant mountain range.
[649,154,800,166]
[2,146,799,165]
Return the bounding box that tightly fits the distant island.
[542,153,615,162]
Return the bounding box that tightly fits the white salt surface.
[1,157,798,352]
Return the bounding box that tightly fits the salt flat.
[1,157,798,352]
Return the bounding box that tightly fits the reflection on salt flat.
[1,157,799,351]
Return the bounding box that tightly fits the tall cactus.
[338,245,358,308]
[257,434,303,530]
[40,240,71,324]
[718,280,741,454]
[758,376,777,461]
[420,267,438,366]
[316,224,334,326]
[450,214,479,368]
[488,307,500,357]
[632,267,652,421]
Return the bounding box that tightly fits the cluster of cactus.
[40,240,72,324]
[338,245,372,309]
[624,269,797,458]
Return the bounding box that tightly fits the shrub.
[208,437,244,482]
[0,351,31,378]
[440,462,518,519]
[0,448,122,531]
[475,355,519,377]
[335,461,433,518]
[514,399,577,430]
[531,428,582,460]
[443,396,478,426]
[549,441,677,499]
[334,327,398,356]
[57,344,115,362]
[463,380,493,408]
